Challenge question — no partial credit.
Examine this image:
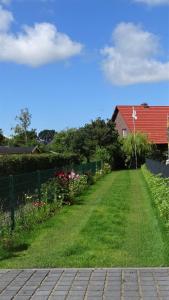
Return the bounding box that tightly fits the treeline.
[1,108,156,171]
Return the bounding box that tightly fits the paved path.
[0,269,169,300]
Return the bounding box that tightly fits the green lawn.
[0,169,169,268]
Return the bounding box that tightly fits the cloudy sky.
[0,0,169,135]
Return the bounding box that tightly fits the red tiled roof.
[114,105,169,144]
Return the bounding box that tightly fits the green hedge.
[142,164,169,227]
[0,154,80,176]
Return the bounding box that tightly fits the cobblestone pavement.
[0,268,169,300]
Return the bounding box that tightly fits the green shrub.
[69,175,88,198]
[102,163,111,174]
[41,179,64,206]
[142,165,169,227]
[94,169,104,181]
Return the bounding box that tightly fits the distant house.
[0,146,40,155]
[112,104,169,150]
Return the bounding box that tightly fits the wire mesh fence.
[146,158,169,178]
[0,161,102,232]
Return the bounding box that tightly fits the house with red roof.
[112,104,169,150]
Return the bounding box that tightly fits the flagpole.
[132,106,138,169]
[167,114,169,165]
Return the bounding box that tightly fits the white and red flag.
[132,107,137,120]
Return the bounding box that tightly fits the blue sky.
[0,0,169,135]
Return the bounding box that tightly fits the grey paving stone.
[70,286,86,291]
[68,291,85,296]
[14,296,30,300]
[142,298,158,300]
[50,297,66,300]
[123,298,140,300]
[54,285,70,291]
[86,291,103,296]
[104,298,121,300]
[87,286,104,291]
[1,268,169,300]
[31,296,49,300]
[86,297,103,300]
[105,287,121,291]
[34,290,51,296]
[67,297,84,300]
[142,291,159,297]
[160,291,169,296]
[51,290,68,296]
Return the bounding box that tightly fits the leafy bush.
[122,132,152,168]
[102,163,111,174]
[142,165,169,227]
[69,174,88,198]
[94,169,104,181]
[41,179,64,206]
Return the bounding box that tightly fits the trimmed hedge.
[0,153,80,176]
[142,164,169,227]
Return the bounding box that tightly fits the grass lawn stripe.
[0,170,168,268]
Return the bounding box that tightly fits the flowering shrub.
[94,169,104,181]
[32,201,46,208]
[94,163,111,181]
[41,178,65,206]
[41,171,88,204]
[102,163,111,174]
[69,175,88,198]
[142,165,169,227]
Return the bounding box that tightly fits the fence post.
[37,170,41,201]
[9,175,15,232]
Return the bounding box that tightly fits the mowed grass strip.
[0,170,168,268]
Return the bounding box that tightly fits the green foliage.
[0,161,106,256]
[0,129,5,145]
[69,175,88,199]
[122,132,152,168]
[0,153,80,176]
[50,118,121,167]
[38,129,56,144]
[1,170,168,268]
[9,129,38,147]
[102,162,111,174]
[94,146,110,163]
[12,108,32,145]
[94,163,111,181]
[41,179,64,205]
[142,165,169,227]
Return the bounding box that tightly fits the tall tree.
[12,108,32,145]
[38,130,56,144]
[50,118,121,166]
[0,129,5,145]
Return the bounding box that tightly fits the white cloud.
[101,23,169,85]
[0,7,83,67]
[134,0,169,5]
[0,5,13,31]
[0,0,11,5]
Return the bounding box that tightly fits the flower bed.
[0,163,111,251]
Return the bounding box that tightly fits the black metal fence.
[146,159,169,178]
[0,161,102,231]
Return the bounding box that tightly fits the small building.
[0,146,40,155]
[112,104,169,150]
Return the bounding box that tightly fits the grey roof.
[0,146,39,154]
